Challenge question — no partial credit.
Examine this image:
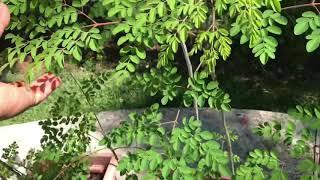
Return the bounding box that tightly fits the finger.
[0,2,11,36]
[30,73,55,87]
[30,75,62,104]
[10,80,26,87]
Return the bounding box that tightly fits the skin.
[0,2,10,37]
[0,2,61,120]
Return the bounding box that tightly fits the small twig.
[83,21,120,28]
[186,62,203,89]
[109,148,119,161]
[69,72,121,162]
[0,159,25,177]
[181,42,199,120]
[113,146,145,151]
[210,0,216,31]
[63,3,97,24]
[79,11,97,24]
[172,109,181,130]
[53,147,109,180]
[68,71,105,134]
[89,134,100,141]
[282,2,320,10]
[318,131,320,165]
[195,62,203,74]
[221,111,235,175]
[108,162,118,167]
[314,5,320,14]
[314,130,318,164]
[160,121,176,125]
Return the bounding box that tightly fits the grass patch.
[219,73,320,112]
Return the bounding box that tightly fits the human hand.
[0,73,61,120]
[0,1,10,37]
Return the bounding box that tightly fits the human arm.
[0,73,61,120]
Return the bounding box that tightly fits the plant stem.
[53,146,109,180]
[63,3,97,24]
[53,145,118,180]
[68,72,120,161]
[113,146,145,151]
[282,2,320,10]
[68,71,105,133]
[172,109,181,130]
[315,130,318,164]
[210,0,216,31]
[318,131,320,165]
[83,21,120,28]
[160,121,176,125]
[181,42,199,120]
[0,159,24,177]
[221,111,235,175]
[79,11,97,24]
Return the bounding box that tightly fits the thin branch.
[0,158,24,177]
[210,0,217,31]
[314,5,320,14]
[63,3,97,24]
[195,62,203,74]
[79,11,97,24]
[113,146,145,151]
[318,139,320,165]
[282,2,320,10]
[315,130,318,164]
[68,72,119,161]
[221,111,235,175]
[181,42,199,120]
[160,121,176,125]
[108,162,118,167]
[186,62,203,89]
[68,72,105,134]
[89,134,100,141]
[53,147,109,180]
[172,109,181,130]
[83,21,120,28]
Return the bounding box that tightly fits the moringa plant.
[254,104,320,179]
[1,0,320,179]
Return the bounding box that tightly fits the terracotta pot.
[89,149,123,180]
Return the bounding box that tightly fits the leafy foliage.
[236,149,287,180]
[0,142,19,179]
[184,72,231,111]
[2,0,320,178]
[80,71,111,100]
[294,11,320,52]
[254,120,311,158]
[113,113,232,179]
[135,66,181,105]
[254,104,320,179]
[100,103,164,147]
